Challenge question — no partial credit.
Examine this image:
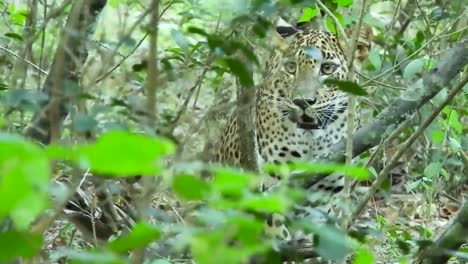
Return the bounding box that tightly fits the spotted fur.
[211,19,372,257]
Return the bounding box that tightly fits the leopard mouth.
[282,104,343,130]
[296,114,321,130]
[282,109,322,130]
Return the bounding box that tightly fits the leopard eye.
[320,62,338,75]
[284,61,297,74]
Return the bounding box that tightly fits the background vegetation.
[0,0,466,263]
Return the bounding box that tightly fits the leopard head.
[261,18,372,129]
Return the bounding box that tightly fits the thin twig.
[130,0,160,263]
[343,0,367,200]
[315,0,347,41]
[94,0,175,84]
[0,45,48,75]
[356,71,405,90]
[361,11,465,86]
[351,74,468,224]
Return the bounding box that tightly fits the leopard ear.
[345,23,373,63]
[271,17,299,51]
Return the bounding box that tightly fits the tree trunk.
[25,0,107,144]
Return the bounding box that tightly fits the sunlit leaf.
[448,110,462,134]
[326,12,344,33]
[299,7,318,22]
[0,231,43,262]
[77,131,175,175]
[172,174,210,200]
[211,167,256,197]
[227,216,263,247]
[353,249,374,264]
[191,230,261,264]
[270,162,370,180]
[107,222,161,253]
[240,193,290,213]
[0,134,50,228]
[431,130,444,143]
[337,0,353,7]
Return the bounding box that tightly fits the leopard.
[211,17,373,259]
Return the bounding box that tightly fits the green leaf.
[337,0,353,7]
[324,79,368,96]
[277,162,370,180]
[424,162,442,179]
[227,216,263,247]
[222,58,254,87]
[240,193,290,213]
[10,9,29,24]
[405,179,422,192]
[449,137,461,151]
[73,113,98,133]
[107,222,161,253]
[171,29,189,53]
[0,134,50,228]
[5,32,23,41]
[299,222,350,262]
[299,7,318,22]
[45,144,76,160]
[77,131,174,176]
[212,167,256,197]
[448,110,462,134]
[0,80,7,90]
[326,12,345,33]
[172,175,210,200]
[187,26,208,36]
[0,231,43,262]
[431,130,444,143]
[368,48,381,69]
[403,59,425,80]
[404,57,436,81]
[191,230,261,264]
[353,249,374,264]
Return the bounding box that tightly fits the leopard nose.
[292,98,316,110]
